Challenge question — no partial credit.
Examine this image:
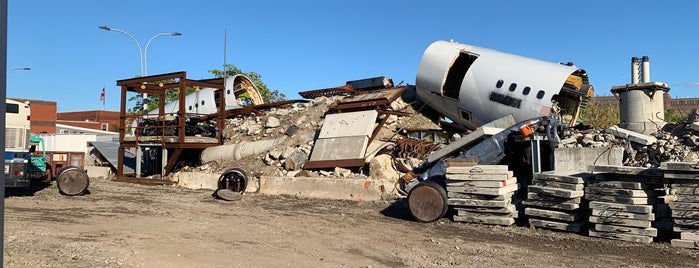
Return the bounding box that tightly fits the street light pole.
[144,32,181,76]
[98,26,182,112]
[7,67,30,74]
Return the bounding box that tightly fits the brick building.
[9,98,57,134]
[57,110,121,132]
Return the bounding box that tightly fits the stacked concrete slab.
[445,162,519,226]
[663,162,699,249]
[523,172,592,233]
[586,166,665,243]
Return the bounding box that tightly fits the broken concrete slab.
[317,110,378,139]
[426,126,504,163]
[553,147,624,172]
[605,126,658,145]
[448,183,519,196]
[257,176,394,201]
[309,136,369,161]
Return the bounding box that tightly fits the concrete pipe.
[201,136,287,163]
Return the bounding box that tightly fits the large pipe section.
[201,136,288,163]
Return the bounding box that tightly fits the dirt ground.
[3,177,699,268]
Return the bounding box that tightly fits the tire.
[407,180,448,223]
[56,166,90,196]
[217,168,248,193]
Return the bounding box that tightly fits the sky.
[6,0,699,112]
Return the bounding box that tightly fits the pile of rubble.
[558,123,699,167]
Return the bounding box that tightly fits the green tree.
[209,64,285,103]
[580,99,620,129]
[665,108,686,123]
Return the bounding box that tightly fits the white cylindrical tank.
[611,83,669,135]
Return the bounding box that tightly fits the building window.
[101,123,108,131]
[522,86,531,95]
[509,83,517,92]
[536,90,546,99]
[496,80,504,88]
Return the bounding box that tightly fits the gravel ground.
[3,177,699,268]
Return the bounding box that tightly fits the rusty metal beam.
[116,71,186,86]
[164,149,183,176]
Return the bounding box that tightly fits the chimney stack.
[641,56,650,83]
[631,57,639,84]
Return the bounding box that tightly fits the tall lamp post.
[7,67,30,74]
[98,25,182,112]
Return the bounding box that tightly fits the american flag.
[100,87,105,101]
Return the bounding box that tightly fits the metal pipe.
[642,56,650,83]
[631,57,639,84]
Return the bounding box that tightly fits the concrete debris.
[369,154,401,182]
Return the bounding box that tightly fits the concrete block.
[589,216,652,228]
[673,225,699,233]
[454,204,517,214]
[446,177,516,188]
[85,166,111,179]
[553,147,624,173]
[448,183,519,196]
[672,186,699,195]
[669,201,699,211]
[522,200,580,211]
[589,201,653,214]
[446,172,512,181]
[535,171,590,184]
[173,172,260,193]
[591,209,655,221]
[531,180,584,191]
[529,218,585,233]
[524,207,583,222]
[585,195,657,204]
[447,198,511,208]
[587,181,654,190]
[445,165,510,174]
[605,126,658,145]
[258,176,393,201]
[586,187,661,197]
[594,224,657,237]
[671,239,699,248]
[526,192,582,203]
[447,192,513,201]
[671,209,699,219]
[309,136,368,161]
[589,229,653,243]
[675,194,699,203]
[680,232,699,241]
[318,110,377,139]
[528,185,584,198]
[453,214,515,226]
[674,218,699,227]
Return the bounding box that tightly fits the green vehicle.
[27,135,90,196]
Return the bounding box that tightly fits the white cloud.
[674,82,699,88]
